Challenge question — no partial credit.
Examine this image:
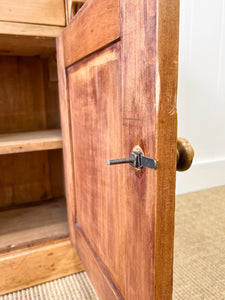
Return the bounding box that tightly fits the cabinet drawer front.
[0,0,65,26]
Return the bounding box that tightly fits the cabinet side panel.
[57,35,76,245]
[0,56,47,134]
[43,56,61,130]
[0,151,52,208]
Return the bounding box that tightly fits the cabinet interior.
[0,54,68,253]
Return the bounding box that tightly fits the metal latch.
[107,151,157,170]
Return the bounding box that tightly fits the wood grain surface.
[0,56,46,133]
[0,198,68,251]
[0,21,63,38]
[0,129,62,155]
[63,0,120,67]
[0,238,83,296]
[75,226,123,300]
[0,21,63,57]
[58,0,179,299]
[57,35,77,246]
[0,0,65,26]
[0,56,64,207]
[0,35,56,57]
[154,0,179,297]
[0,151,51,208]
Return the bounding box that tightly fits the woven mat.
[0,273,98,300]
[173,186,225,299]
[1,186,225,299]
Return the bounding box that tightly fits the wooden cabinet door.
[57,0,179,299]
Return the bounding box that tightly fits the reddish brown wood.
[57,0,179,299]
[155,0,179,297]
[63,0,120,67]
[75,226,122,300]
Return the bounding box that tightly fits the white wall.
[176,0,225,194]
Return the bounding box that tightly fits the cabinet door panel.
[57,0,179,299]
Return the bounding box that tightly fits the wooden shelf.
[0,21,64,56]
[0,1,65,27]
[0,21,63,38]
[0,129,62,155]
[0,198,69,252]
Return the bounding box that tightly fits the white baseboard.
[176,159,225,195]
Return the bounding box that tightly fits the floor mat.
[1,186,225,299]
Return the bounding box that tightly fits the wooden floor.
[0,198,68,252]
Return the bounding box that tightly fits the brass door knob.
[177,138,194,171]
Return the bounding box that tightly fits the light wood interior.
[0,198,68,252]
[0,238,84,296]
[0,3,84,295]
[0,55,60,133]
[0,21,63,38]
[0,0,65,26]
[0,149,64,208]
[0,51,67,252]
[0,0,65,56]
[0,19,64,56]
[0,129,62,155]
